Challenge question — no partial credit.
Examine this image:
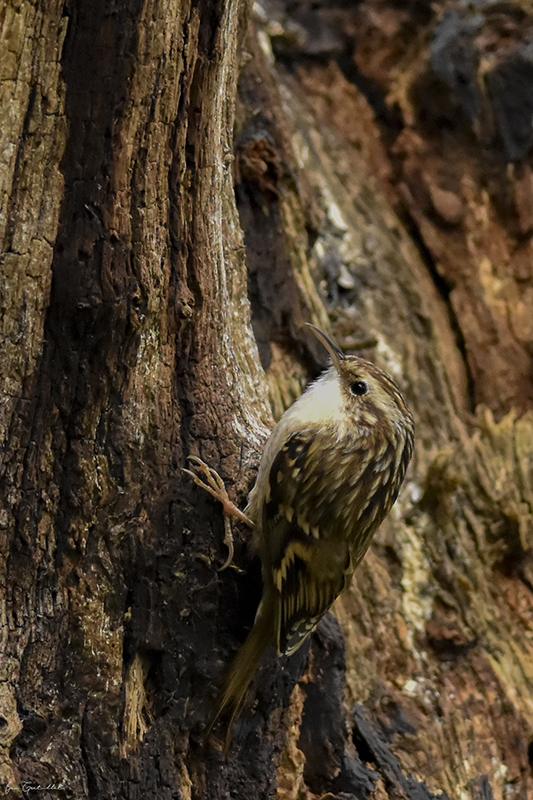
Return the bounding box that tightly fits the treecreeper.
[185,323,415,750]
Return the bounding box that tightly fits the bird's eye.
[350,380,368,396]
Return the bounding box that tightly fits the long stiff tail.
[205,592,276,751]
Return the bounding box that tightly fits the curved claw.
[182,456,254,571]
[183,457,254,527]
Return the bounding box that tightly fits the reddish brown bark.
[1,1,533,799]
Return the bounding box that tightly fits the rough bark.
[1,1,533,799]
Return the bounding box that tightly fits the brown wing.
[262,431,353,656]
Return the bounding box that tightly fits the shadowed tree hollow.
[1,1,533,798]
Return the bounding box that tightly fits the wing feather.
[262,431,353,655]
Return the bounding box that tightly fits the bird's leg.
[184,456,253,526]
[183,455,254,570]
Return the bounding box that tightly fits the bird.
[185,323,415,750]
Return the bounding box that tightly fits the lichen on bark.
[1,1,533,798]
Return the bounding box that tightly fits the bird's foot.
[183,456,254,570]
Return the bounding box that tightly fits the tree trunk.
[1,1,533,798]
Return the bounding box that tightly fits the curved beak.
[305,323,344,371]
